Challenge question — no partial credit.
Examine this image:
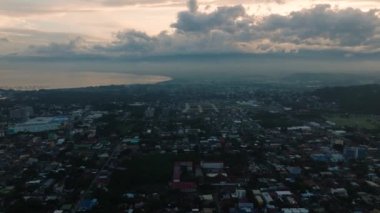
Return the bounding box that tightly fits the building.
[0,122,5,137]
[200,161,224,170]
[343,146,368,160]
[122,136,140,144]
[171,161,196,192]
[9,106,34,122]
[8,116,68,134]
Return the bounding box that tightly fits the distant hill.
[314,84,380,114]
[283,73,379,87]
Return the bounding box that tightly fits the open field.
[325,114,380,130]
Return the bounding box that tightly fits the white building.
[9,117,68,134]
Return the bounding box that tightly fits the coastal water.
[0,70,171,90]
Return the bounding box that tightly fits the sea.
[0,70,171,90]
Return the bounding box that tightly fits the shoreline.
[0,71,172,91]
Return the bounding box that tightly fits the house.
[78,199,98,212]
[171,161,196,192]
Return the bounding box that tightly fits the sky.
[1,0,380,76]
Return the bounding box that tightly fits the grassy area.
[325,114,380,130]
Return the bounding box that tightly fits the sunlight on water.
[0,70,171,90]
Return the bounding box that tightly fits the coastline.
[0,70,172,91]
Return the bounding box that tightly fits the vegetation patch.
[325,114,380,130]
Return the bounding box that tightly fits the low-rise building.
[9,116,68,133]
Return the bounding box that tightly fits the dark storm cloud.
[96,1,380,56]
[259,5,380,46]
[171,4,249,33]
[92,30,159,56]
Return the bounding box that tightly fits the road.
[72,143,121,212]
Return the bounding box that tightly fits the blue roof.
[78,199,97,211]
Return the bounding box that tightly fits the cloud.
[102,0,183,6]
[103,2,380,55]
[188,0,199,13]
[26,37,92,57]
[11,0,380,60]
[239,0,285,3]
[0,37,9,43]
[171,4,249,33]
[259,5,380,46]
[0,0,378,19]
[91,1,251,56]
[0,0,103,16]
[94,30,157,55]
[101,0,284,7]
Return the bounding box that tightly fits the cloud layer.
[17,0,379,60]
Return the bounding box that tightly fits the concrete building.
[343,146,368,160]
[8,116,68,134]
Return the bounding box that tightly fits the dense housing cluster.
[0,81,379,213]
